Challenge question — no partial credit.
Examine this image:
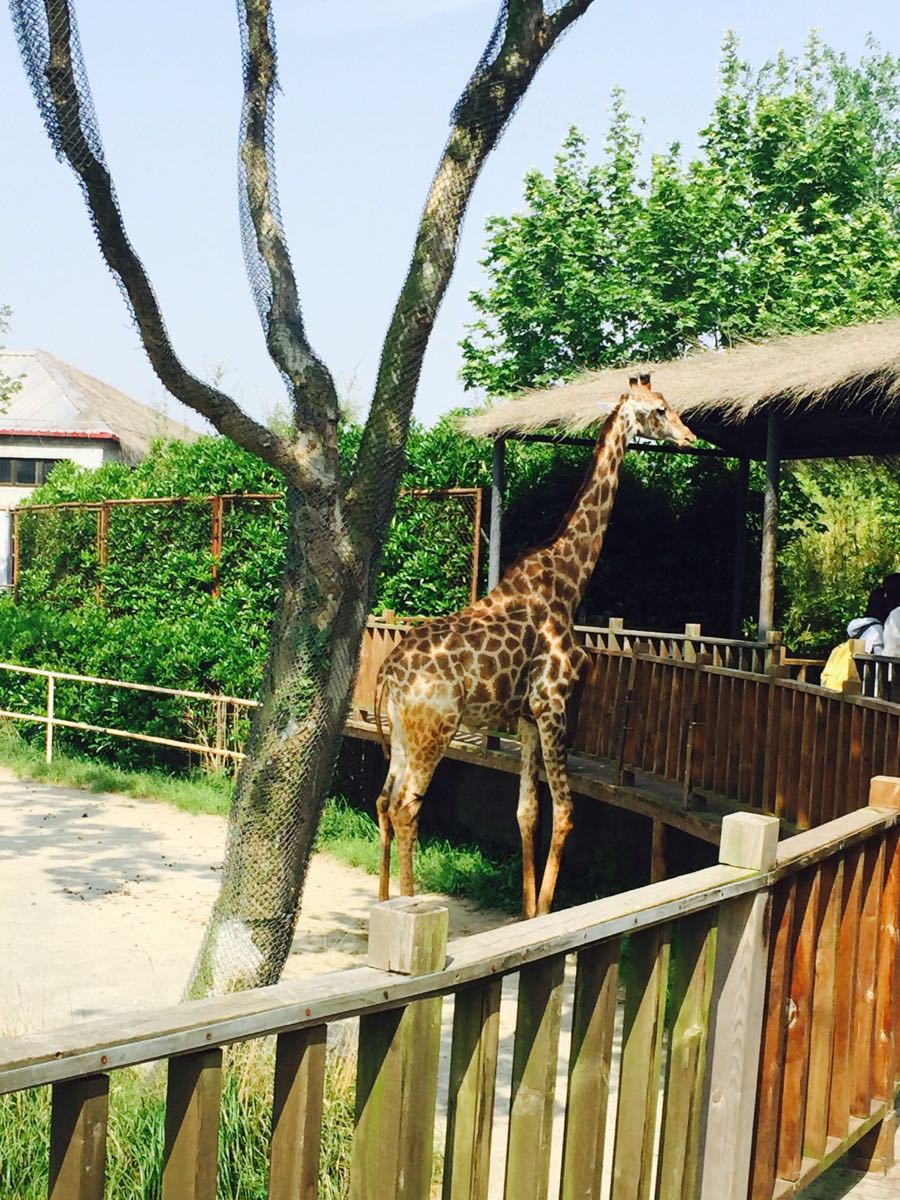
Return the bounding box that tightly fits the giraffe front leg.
[391,789,423,897]
[376,793,394,902]
[517,718,541,919]
[534,706,574,917]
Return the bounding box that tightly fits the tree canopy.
[460,32,900,396]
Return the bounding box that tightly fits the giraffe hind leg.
[388,711,458,898]
[534,706,574,916]
[516,718,542,919]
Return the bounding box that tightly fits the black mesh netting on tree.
[9,0,596,995]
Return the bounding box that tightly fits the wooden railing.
[0,660,256,767]
[2,795,898,1199]
[352,620,900,832]
[855,652,900,703]
[571,651,900,829]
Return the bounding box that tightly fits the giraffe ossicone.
[372,377,695,918]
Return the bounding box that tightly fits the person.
[847,586,887,655]
[882,574,900,657]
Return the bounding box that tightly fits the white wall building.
[0,350,196,584]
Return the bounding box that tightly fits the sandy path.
[0,767,507,1032]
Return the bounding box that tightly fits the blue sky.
[1,0,896,430]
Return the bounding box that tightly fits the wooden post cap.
[684,622,701,636]
[367,898,449,976]
[718,812,780,871]
[608,616,625,632]
[869,776,900,811]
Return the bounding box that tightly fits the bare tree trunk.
[11,0,598,996]
[188,488,368,993]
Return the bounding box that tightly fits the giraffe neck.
[504,400,635,617]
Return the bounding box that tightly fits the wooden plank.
[774,807,898,876]
[738,679,756,804]
[847,706,864,816]
[832,701,849,820]
[268,1026,327,1200]
[796,694,816,829]
[761,679,780,812]
[665,665,684,781]
[803,859,841,1161]
[162,1048,223,1200]
[750,679,768,807]
[610,925,670,1200]
[559,941,620,1200]
[656,911,716,1200]
[828,847,863,1139]
[49,1074,109,1200]
[873,828,900,1101]
[777,867,821,1181]
[352,901,448,1200]
[774,687,794,820]
[443,978,502,1200]
[819,702,837,825]
[503,954,566,1200]
[851,839,886,1116]
[699,814,779,1200]
[749,880,796,1200]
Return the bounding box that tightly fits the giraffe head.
[622,373,696,447]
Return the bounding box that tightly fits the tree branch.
[33,0,315,487]
[237,0,340,444]
[347,0,597,574]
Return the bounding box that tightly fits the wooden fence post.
[683,622,701,664]
[351,897,449,1200]
[698,812,779,1200]
[49,1074,109,1200]
[607,616,624,652]
[46,673,55,765]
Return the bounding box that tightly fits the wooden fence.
[1,793,898,1199]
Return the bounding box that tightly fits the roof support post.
[488,436,506,591]
[757,416,781,641]
[730,456,750,638]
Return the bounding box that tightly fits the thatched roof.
[460,318,900,459]
[0,350,198,461]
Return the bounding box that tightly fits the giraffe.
[373,374,696,917]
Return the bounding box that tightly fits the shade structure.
[460,317,900,460]
[462,317,900,635]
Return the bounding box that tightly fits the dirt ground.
[0,766,507,1032]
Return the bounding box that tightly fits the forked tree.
[11,0,597,996]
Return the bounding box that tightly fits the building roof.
[460,317,900,459]
[0,350,198,462]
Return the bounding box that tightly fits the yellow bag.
[820,639,862,692]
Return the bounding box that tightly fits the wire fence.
[12,487,486,614]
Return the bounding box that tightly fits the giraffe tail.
[374,672,390,760]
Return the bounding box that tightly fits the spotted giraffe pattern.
[374,377,696,916]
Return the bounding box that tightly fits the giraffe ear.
[628,375,638,387]
[639,372,651,387]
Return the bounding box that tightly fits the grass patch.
[316,795,522,913]
[0,724,233,816]
[0,1041,355,1199]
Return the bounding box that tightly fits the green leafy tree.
[461,32,900,393]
